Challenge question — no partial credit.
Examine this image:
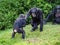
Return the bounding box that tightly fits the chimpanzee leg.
[40,22,43,32]
[22,31,25,39]
[52,19,56,24]
[40,16,43,32]
[19,28,25,39]
[12,29,17,38]
[12,32,16,38]
[54,17,60,24]
[31,20,38,31]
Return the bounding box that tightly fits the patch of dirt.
[25,38,41,43]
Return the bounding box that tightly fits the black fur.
[26,8,43,32]
[12,14,26,39]
[45,5,60,24]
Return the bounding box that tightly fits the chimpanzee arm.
[45,12,53,22]
[45,8,56,23]
[40,13,43,31]
[25,9,31,19]
[39,10,43,32]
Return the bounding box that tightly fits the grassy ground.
[0,24,60,45]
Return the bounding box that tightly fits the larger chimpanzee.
[26,7,43,32]
[45,5,60,24]
[12,14,26,39]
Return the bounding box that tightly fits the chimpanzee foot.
[31,30,35,32]
[40,30,43,32]
[30,29,36,32]
[11,35,15,39]
[11,32,16,38]
[31,27,38,32]
[30,28,35,32]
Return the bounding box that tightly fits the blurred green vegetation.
[0,0,60,30]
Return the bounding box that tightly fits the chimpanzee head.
[19,14,25,19]
[31,8,37,17]
[56,5,60,12]
[55,5,60,17]
[56,5,60,9]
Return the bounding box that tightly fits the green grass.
[0,24,60,45]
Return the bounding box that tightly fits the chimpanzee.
[45,5,60,24]
[25,7,43,32]
[12,14,26,39]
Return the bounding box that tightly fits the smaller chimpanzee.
[45,5,60,24]
[12,14,26,39]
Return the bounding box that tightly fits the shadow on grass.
[55,42,60,45]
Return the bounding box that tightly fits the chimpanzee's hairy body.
[26,8,43,32]
[12,14,26,39]
[45,5,60,24]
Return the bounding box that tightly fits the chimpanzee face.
[56,9,60,17]
[57,9,60,13]
[31,13,36,17]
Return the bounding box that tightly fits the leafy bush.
[0,0,60,30]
